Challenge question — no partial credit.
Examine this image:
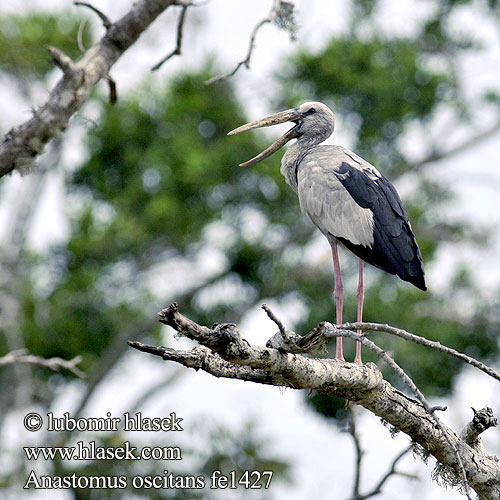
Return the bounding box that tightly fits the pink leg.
[354,259,364,364]
[331,243,344,361]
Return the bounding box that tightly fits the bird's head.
[228,101,335,166]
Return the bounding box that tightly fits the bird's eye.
[305,108,316,116]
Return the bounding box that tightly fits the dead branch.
[295,322,471,497]
[128,343,280,384]
[0,349,85,378]
[352,446,416,500]
[73,1,112,30]
[0,0,177,178]
[342,321,500,383]
[460,407,499,459]
[346,406,416,500]
[348,406,364,499]
[204,0,293,85]
[128,303,500,500]
[261,303,287,336]
[47,46,79,76]
[152,4,189,71]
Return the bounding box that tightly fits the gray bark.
[0,0,176,177]
[129,303,500,500]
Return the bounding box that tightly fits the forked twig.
[152,4,189,71]
[205,0,285,85]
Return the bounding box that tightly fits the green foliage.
[198,421,291,485]
[65,69,320,333]
[15,68,314,399]
[73,74,262,258]
[0,11,92,79]
[307,393,349,423]
[12,7,496,409]
[278,36,450,173]
[3,6,500,493]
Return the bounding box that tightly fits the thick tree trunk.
[0,0,175,177]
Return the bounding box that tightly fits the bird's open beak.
[228,108,301,167]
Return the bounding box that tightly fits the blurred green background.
[1,0,499,499]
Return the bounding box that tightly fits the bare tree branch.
[204,0,286,85]
[152,4,189,71]
[0,349,85,378]
[261,303,287,336]
[460,407,499,459]
[341,321,500,383]
[351,446,416,500]
[77,19,88,53]
[346,406,417,500]
[47,46,79,75]
[128,303,500,500]
[0,0,177,178]
[348,406,364,499]
[73,2,112,30]
[128,343,280,384]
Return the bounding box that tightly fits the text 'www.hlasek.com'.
[23,411,273,491]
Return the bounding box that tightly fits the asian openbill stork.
[228,102,426,363]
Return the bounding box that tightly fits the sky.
[2,1,500,499]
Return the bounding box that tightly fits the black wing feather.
[334,162,426,291]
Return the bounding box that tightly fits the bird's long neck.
[280,135,322,192]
